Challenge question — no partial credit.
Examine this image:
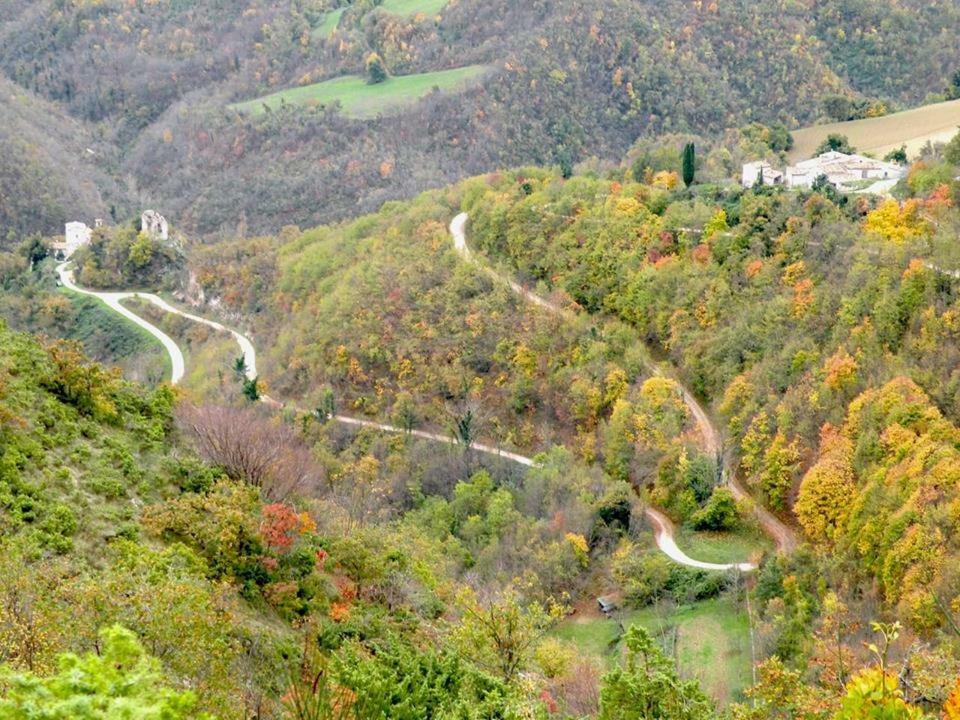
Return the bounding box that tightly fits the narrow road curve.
[451,212,794,563]
[59,220,765,571]
[335,417,751,569]
[450,214,562,313]
[672,368,796,554]
[57,262,187,383]
[645,507,754,572]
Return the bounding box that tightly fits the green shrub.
[689,487,739,531]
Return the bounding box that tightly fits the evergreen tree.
[884,145,908,164]
[0,625,211,719]
[814,133,854,155]
[681,142,696,187]
[316,387,336,421]
[242,375,260,401]
[233,354,248,378]
[366,53,388,85]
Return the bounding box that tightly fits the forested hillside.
[454,157,960,685]
[166,135,960,715]
[2,0,959,237]
[7,1,960,716]
[7,147,960,714]
[0,75,121,243]
[0,307,755,716]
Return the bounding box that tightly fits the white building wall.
[63,221,92,258]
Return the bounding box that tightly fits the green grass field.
[554,596,752,704]
[674,526,772,565]
[379,0,448,15]
[789,98,960,161]
[311,7,345,39]
[312,0,448,37]
[231,64,489,118]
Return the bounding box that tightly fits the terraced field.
[789,98,960,161]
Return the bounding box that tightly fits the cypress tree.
[681,142,696,187]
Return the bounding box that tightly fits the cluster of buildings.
[52,210,169,259]
[741,151,905,190]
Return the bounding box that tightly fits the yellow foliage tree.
[862,199,930,244]
[795,425,856,545]
[943,676,960,720]
[823,347,859,392]
[651,171,679,189]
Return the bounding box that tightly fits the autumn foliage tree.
[450,587,564,684]
[177,404,323,500]
[862,199,930,244]
[794,424,855,545]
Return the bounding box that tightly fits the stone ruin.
[140,209,169,241]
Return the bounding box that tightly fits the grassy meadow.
[674,525,772,566]
[554,596,752,704]
[231,64,490,118]
[789,98,960,161]
[379,0,449,15]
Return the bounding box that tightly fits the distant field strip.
[790,98,960,161]
[231,65,490,118]
[379,0,448,15]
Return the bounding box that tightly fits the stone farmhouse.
[51,218,100,259]
[741,151,905,190]
[141,209,169,241]
[741,160,784,187]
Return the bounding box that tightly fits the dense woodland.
[166,132,960,716]
[3,103,960,712]
[3,123,960,714]
[2,0,960,238]
[6,1,960,717]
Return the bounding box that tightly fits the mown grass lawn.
[231,65,490,118]
[674,525,772,565]
[553,596,752,705]
[379,0,448,16]
[311,7,345,39]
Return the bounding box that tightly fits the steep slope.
[3,0,959,236]
[0,76,123,242]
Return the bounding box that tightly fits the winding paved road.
[450,212,796,565]
[58,261,261,385]
[58,215,781,572]
[57,262,187,383]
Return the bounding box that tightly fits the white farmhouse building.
[784,151,905,189]
[741,160,784,187]
[741,151,906,191]
[52,220,95,258]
